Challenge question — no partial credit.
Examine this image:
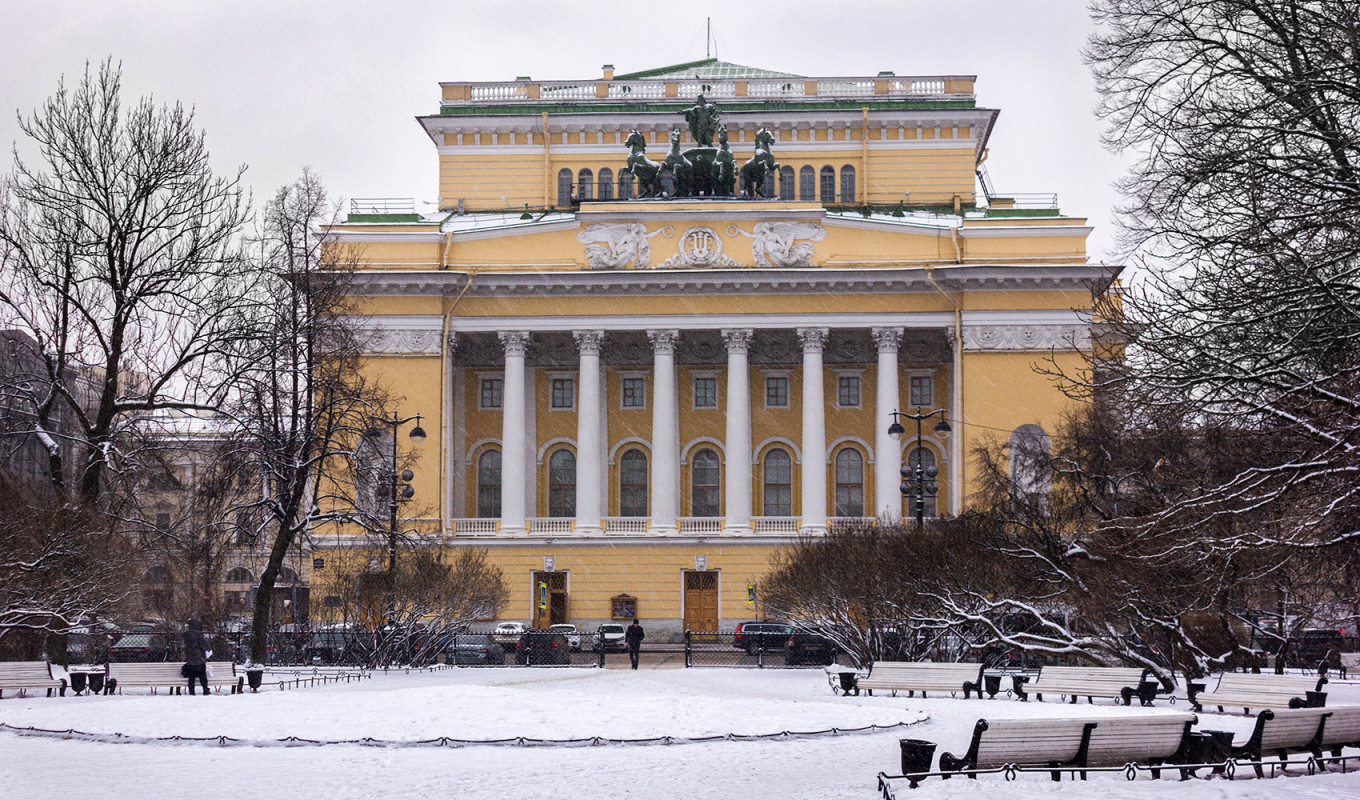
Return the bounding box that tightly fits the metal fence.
[683,630,844,669]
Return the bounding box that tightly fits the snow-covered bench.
[1191,672,1326,715]
[1319,704,1360,758]
[936,712,1197,781]
[105,661,243,694]
[0,661,67,698]
[857,661,985,699]
[1228,707,1331,777]
[1020,665,1157,706]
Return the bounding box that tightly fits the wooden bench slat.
[857,661,984,698]
[0,661,66,696]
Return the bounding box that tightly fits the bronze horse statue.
[740,128,779,198]
[621,129,663,198]
[713,125,736,197]
[661,129,694,198]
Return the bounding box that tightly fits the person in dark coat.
[183,617,210,695]
[625,619,644,670]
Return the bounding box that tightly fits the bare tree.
[1082,1,1360,553]
[0,474,135,653]
[222,171,388,666]
[0,59,254,500]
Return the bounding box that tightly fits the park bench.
[858,661,986,699]
[1226,707,1331,777]
[1019,665,1158,706]
[1190,672,1326,715]
[0,661,67,698]
[937,712,1197,781]
[1319,704,1360,759]
[105,661,243,694]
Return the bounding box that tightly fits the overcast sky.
[0,0,1128,262]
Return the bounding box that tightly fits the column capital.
[573,329,606,355]
[647,329,680,354]
[871,326,903,353]
[721,328,753,353]
[498,330,531,356]
[796,327,829,353]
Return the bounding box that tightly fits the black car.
[733,622,793,654]
[108,632,172,662]
[447,633,505,665]
[515,631,570,665]
[304,630,352,664]
[785,629,838,666]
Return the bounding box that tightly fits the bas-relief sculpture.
[576,223,667,270]
[729,221,827,268]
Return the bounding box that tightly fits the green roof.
[614,59,802,81]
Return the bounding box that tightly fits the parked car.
[1295,629,1345,666]
[304,630,352,664]
[108,632,172,662]
[548,623,582,651]
[785,628,838,666]
[446,633,505,665]
[733,622,793,654]
[594,623,626,652]
[515,631,570,665]
[493,622,526,651]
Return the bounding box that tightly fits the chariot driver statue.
[683,94,721,147]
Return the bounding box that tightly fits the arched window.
[840,165,856,203]
[278,567,300,585]
[620,449,648,517]
[557,168,574,206]
[833,449,864,517]
[1009,424,1052,511]
[799,166,815,201]
[618,172,634,200]
[691,448,720,517]
[577,169,594,201]
[761,170,775,198]
[820,166,836,204]
[906,447,938,518]
[660,170,674,197]
[225,567,254,584]
[598,168,614,201]
[762,448,793,516]
[548,449,576,518]
[779,166,794,200]
[477,449,502,518]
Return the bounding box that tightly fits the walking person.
[625,618,644,670]
[182,617,210,695]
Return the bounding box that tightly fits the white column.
[648,329,680,535]
[573,330,604,534]
[798,327,828,534]
[722,329,753,534]
[947,327,963,516]
[498,331,530,534]
[873,327,904,519]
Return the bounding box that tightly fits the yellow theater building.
[320,59,1118,638]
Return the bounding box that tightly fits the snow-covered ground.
[1,667,1357,800]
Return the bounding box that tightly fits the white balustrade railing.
[828,517,877,533]
[469,83,532,102]
[451,518,499,535]
[528,517,575,534]
[677,517,724,534]
[678,81,735,99]
[817,79,875,96]
[539,82,597,100]
[603,517,649,534]
[447,76,964,106]
[607,81,667,99]
[752,516,801,533]
[746,80,804,98]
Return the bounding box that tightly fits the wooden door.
[533,571,568,628]
[683,571,719,634]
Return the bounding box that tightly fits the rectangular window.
[765,376,789,408]
[551,377,574,409]
[480,378,503,409]
[693,376,717,408]
[622,376,646,408]
[910,375,934,408]
[611,595,638,619]
[837,376,861,407]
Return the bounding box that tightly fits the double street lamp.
[887,408,951,528]
[366,413,426,614]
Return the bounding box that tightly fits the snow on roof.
[438,211,576,234]
[614,58,802,81]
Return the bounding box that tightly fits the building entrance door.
[683,571,719,634]
[532,571,568,627]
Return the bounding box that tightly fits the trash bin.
[899,739,937,788]
[69,671,87,695]
[837,671,859,695]
[983,674,1002,698]
[87,672,105,695]
[1199,729,1234,775]
[1186,681,1205,707]
[1305,690,1327,708]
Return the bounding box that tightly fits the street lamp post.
[366,412,426,617]
[886,408,951,528]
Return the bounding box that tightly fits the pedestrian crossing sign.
[538,580,548,611]
[746,584,757,606]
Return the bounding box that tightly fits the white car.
[492,621,526,650]
[548,623,582,651]
[594,623,627,652]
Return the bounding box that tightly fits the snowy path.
[2,668,1358,800]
